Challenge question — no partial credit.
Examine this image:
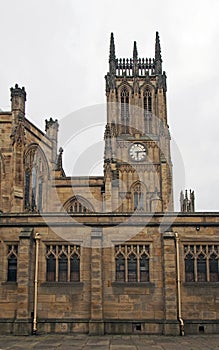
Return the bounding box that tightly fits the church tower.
[104,33,173,213]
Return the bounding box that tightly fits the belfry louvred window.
[46,245,80,282]
[121,87,129,133]
[143,88,152,133]
[115,244,150,283]
[143,88,152,114]
[184,245,219,282]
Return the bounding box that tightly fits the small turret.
[104,124,112,161]
[10,84,26,121]
[180,189,195,212]
[45,118,59,163]
[55,147,65,177]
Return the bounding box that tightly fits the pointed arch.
[24,143,49,212]
[131,181,147,212]
[63,195,95,214]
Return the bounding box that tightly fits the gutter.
[33,232,41,334]
[175,232,184,336]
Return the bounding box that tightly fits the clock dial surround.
[129,143,147,161]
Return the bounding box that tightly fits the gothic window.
[143,88,152,113]
[46,254,56,282]
[24,145,48,212]
[58,253,68,282]
[185,252,195,282]
[184,245,219,283]
[121,88,129,120]
[46,245,80,282]
[133,183,145,211]
[70,253,80,282]
[143,88,152,133]
[140,253,149,282]
[7,245,18,282]
[115,244,150,283]
[128,253,137,282]
[209,253,219,282]
[116,253,125,281]
[65,196,94,214]
[197,253,207,282]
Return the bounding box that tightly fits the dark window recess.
[46,254,56,282]
[7,254,17,282]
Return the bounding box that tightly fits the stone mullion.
[194,246,198,282]
[125,256,128,282]
[206,256,210,282]
[137,256,140,282]
[55,252,58,282]
[68,256,70,282]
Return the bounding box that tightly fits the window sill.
[41,282,83,288]
[112,282,154,288]
[183,282,219,287]
[1,281,17,287]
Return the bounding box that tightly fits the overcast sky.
[0,0,219,211]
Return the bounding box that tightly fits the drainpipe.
[175,232,184,336]
[33,232,41,334]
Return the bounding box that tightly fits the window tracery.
[184,245,219,282]
[120,87,129,133]
[46,244,80,282]
[24,145,48,212]
[115,244,150,282]
[143,88,152,133]
[65,196,94,214]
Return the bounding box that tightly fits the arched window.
[24,145,48,212]
[140,253,149,282]
[116,253,125,281]
[143,88,152,113]
[197,253,207,282]
[144,88,152,133]
[209,253,219,282]
[133,184,144,211]
[185,252,194,282]
[7,253,17,282]
[121,88,129,133]
[70,253,80,282]
[46,254,56,282]
[65,196,94,214]
[58,253,68,282]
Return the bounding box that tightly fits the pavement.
[0,334,219,350]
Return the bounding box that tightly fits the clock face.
[129,143,146,161]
